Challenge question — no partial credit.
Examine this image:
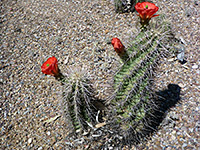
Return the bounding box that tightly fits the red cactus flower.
[111,38,125,54]
[41,56,60,77]
[135,2,159,25]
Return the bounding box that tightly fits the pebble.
[28,138,32,144]
[192,64,198,69]
[38,147,43,150]
[168,58,175,62]
[64,56,69,65]
[178,83,185,88]
[47,131,51,136]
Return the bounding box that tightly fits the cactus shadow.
[155,83,181,111]
[125,84,182,146]
[148,84,181,134]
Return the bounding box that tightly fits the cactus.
[59,15,180,146]
[114,0,146,13]
[60,65,103,135]
[42,12,181,148]
[105,15,176,144]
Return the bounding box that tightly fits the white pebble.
[178,83,185,88]
[192,64,198,69]
[47,131,51,136]
[28,138,32,144]
[64,56,69,65]
[38,147,43,150]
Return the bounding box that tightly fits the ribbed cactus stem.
[60,66,101,134]
[107,15,176,144]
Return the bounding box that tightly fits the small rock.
[171,130,176,135]
[192,64,198,69]
[28,138,32,144]
[195,106,200,111]
[47,131,51,136]
[38,147,43,150]
[178,83,185,88]
[168,58,175,62]
[92,134,101,138]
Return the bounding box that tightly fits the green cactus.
[106,15,176,144]
[60,65,102,135]
[58,14,180,147]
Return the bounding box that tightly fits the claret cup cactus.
[41,60,103,135]
[107,13,176,145]
[41,1,182,148]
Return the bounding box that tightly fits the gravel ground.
[1,0,199,149]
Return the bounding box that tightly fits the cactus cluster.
[59,15,178,145]
[41,2,181,148]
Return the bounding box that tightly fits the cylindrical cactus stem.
[60,65,103,135]
[107,15,177,144]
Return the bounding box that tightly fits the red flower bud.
[135,2,159,25]
[41,56,60,77]
[111,38,125,54]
